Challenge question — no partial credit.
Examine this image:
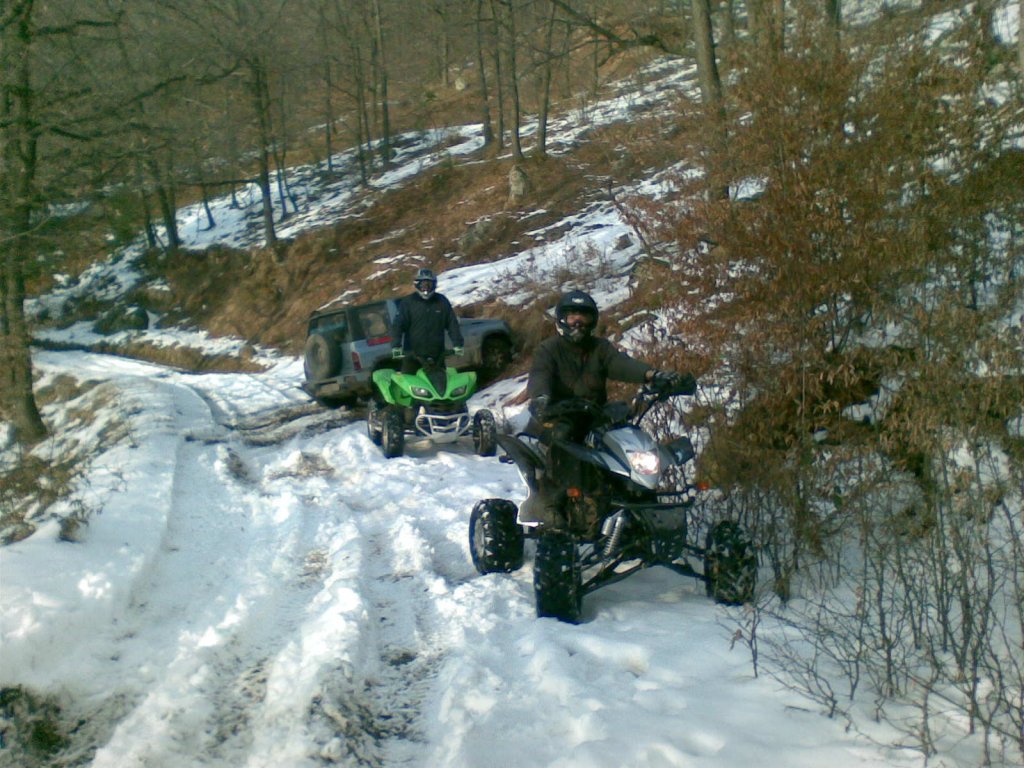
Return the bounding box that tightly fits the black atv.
[468,379,757,623]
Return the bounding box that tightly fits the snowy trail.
[75,376,520,768]
[3,353,932,768]
[85,379,341,767]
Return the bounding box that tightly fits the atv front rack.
[413,409,471,442]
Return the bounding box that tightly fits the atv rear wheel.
[381,406,405,458]
[534,533,582,623]
[469,499,524,574]
[473,410,497,456]
[704,521,756,605]
[366,399,384,445]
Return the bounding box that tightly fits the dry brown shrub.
[1,376,123,544]
[624,7,1024,758]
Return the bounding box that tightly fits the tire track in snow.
[307,499,451,766]
[87,382,345,767]
[304,437,498,767]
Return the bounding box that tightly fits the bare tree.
[0,2,47,443]
[155,0,303,248]
[534,0,565,157]
[691,0,728,198]
[371,0,392,170]
[1,1,127,444]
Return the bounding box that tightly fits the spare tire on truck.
[304,333,341,381]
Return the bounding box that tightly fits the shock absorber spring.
[602,511,627,559]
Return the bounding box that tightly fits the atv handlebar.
[534,376,696,434]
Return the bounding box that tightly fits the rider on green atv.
[391,267,464,374]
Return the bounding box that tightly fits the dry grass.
[142,148,608,358]
[1,375,127,544]
[27,43,671,373]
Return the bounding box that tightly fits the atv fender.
[496,434,545,491]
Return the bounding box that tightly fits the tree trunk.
[372,0,392,170]
[825,0,841,28]
[320,11,337,172]
[345,29,372,183]
[324,60,336,172]
[489,0,507,147]
[135,156,158,248]
[0,3,47,443]
[271,85,296,218]
[146,156,181,250]
[0,252,46,443]
[475,0,495,148]
[250,58,278,247]
[503,0,524,160]
[535,0,558,157]
[435,0,452,86]
[771,0,786,54]
[691,0,729,200]
[721,0,737,52]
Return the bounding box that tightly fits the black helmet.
[555,290,598,343]
[414,267,436,300]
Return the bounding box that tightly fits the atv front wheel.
[473,410,497,456]
[704,521,756,605]
[534,533,582,623]
[381,406,405,458]
[366,399,384,445]
[469,499,524,574]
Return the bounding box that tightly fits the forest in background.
[2,0,1023,762]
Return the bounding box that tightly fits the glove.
[529,395,550,420]
[649,369,678,387]
[650,370,698,395]
[677,372,697,395]
[392,348,404,359]
[452,346,464,357]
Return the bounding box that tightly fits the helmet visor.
[563,310,595,330]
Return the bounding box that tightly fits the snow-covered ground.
[5,18,1023,765]
[3,350,929,768]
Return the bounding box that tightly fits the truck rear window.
[354,304,392,345]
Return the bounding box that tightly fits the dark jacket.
[528,335,651,406]
[392,292,464,361]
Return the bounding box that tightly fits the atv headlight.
[411,386,433,398]
[627,450,661,476]
[449,385,467,397]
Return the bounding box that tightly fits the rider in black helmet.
[528,289,693,427]
[521,289,696,524]
[392,267,465,375]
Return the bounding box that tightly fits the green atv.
[367,359,498,459]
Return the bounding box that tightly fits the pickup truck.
[302,298,514,406]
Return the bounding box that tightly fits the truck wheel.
[304,334,341,381]
[473,410,497,456]
[469,499,524,574]
[480,336,512,379]
[534,533,582,623]
[704,521,756,605]
[381,406,405,458]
